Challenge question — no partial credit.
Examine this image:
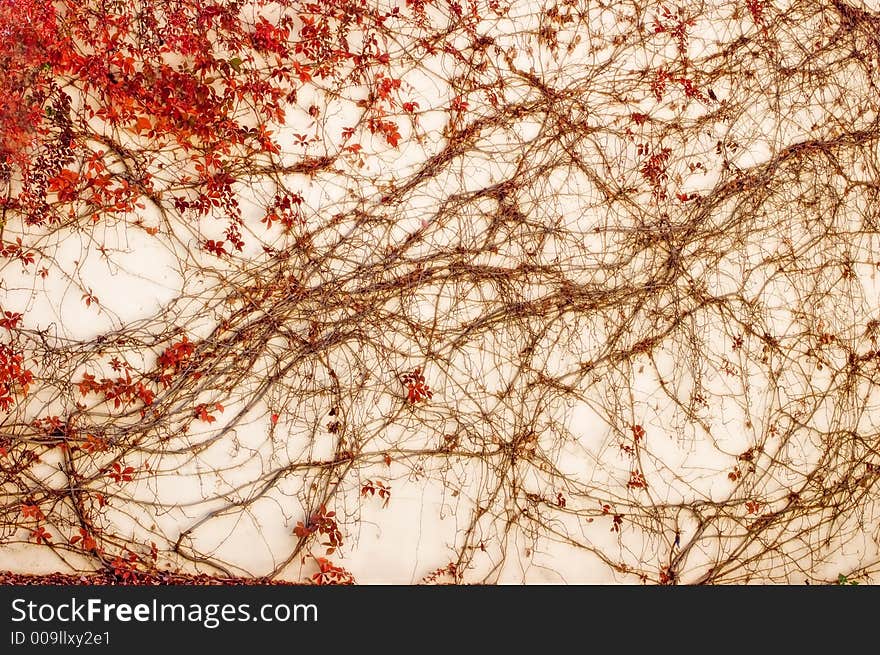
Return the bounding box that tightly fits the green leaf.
[228,57,242,72]
[837,573,858,585]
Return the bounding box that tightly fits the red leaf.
[31,526,52,544]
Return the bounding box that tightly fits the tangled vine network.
[1,0,880,585]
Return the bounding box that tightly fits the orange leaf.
[134,116,152,134]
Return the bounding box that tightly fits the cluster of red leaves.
[109,550,144,582]
[311,557,355,585]
[0,0,421,251]
[69,528,99,552]
[631,424,646,442]
[261,192,304,231]
[0,344,33,412]
[627,470,648,490]
[653,5,695,55]
[30,414,65,439]
[0,310,22,330]
[0,0,57,163]
[421,562,458,584]
[649,66,706,104]
[49,154,145,217]
[639,147,672,201]
[194,402,224,423]
[659,566,676,585]
[677,76,706,102]
[294,504,344,555]
[20,502,53,544]
[78,371,155,411]
[401,367,433,404]
[0,239,35,267]
[746,0,767,27]
[20,503,45,521]
[367,117,403,148]
[157,336,195,374]
[107,461,136,483]
[360,479,391,507]
[31,526,52,545]
[651,67,670,103]
[79,434,107,453]
[601,502,625,533]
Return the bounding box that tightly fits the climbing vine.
[2,0,880,585]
